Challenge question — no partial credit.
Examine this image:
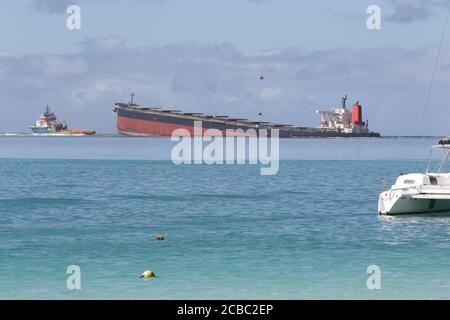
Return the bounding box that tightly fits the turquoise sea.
[1,136,450,299]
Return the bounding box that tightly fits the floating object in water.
[154,234,165,241]
[379,137,450,215]
[260,75,264,80]
[140,270,155,278]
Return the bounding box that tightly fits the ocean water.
[1,136,450,299]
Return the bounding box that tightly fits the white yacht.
[378,137,450,215]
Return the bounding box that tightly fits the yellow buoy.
[140,270,155,279]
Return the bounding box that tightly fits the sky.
[1,0,450,134]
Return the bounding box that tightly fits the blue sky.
[1,0,450,134]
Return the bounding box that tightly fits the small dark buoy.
[154,234,165,241]
[259,75,264,80]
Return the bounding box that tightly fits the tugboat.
[30,105,96,136]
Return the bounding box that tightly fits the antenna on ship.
[130,93,135,105]
[45,104,50,115]
[341,95,348,109]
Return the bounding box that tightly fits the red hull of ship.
[116,116,259,136]
[117,116,206,136]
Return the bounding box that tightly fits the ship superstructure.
[316,95,369,134]
[31,105,68,134]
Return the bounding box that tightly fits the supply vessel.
[113,94,380,138]
[31,105,96,136]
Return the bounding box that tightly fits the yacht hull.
[378,193,450,215]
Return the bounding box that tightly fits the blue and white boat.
[30,105,68,135]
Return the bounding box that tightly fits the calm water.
[1,136,450,299]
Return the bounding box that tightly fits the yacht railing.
[426,143,450,175]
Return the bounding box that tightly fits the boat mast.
[130,93,135,105]
[341,95,347,109]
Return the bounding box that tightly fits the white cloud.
[76,79,123,101]
[44,56,88,76]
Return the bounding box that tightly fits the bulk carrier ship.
[113,94,380,138]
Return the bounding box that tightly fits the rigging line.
[417,5,450,139]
